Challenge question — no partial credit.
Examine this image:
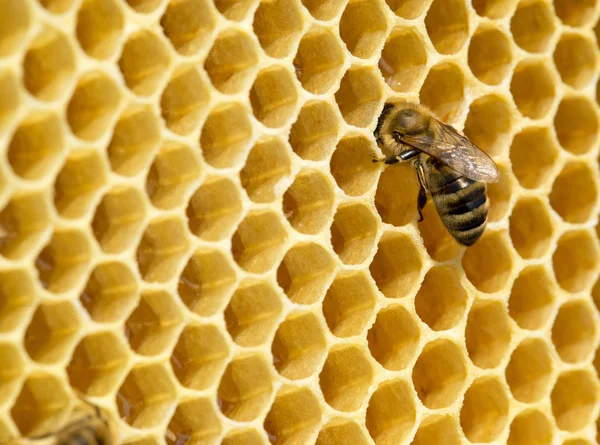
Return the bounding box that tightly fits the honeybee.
[373,102,499,246]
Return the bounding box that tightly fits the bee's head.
[388,107,429,142]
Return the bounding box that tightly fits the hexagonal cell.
[510,60,556,120]
[277,242,336,305]
[0,191,50,259]
[319,345,373,412]
[92,186,146,254]
[335,67,383,128]
[370,231,422,299]
[553,300,597,364]
[124,0,162,12]
[23,26,75,101]
[253,0,302,58]
[330,135,379,197]
[186,177,243,242]
[462,230,513,294]
[554,96,599,155]
[0,342,23,405]
[425,0,469,55]
[177,248,237,317]
[67,72,122,142]
[554,0,596,26]
[368,305,420,371]
[165,398,221,445]
[35,229,91,293]
[550,162,597,224]
[466,300,511,369]
[272,311,327,380]
[323,271,377,338]
[119,30,171,97]
[214,0,256,20]
[125,290,183,356]
[222,429,264,445]
[468,26,513,86]
[0,268,35,333]
[54,149,107,219]
[264,386,321,445]
[463,95,513,157]
[136,217,190,283]
[415,266,467,332]
[300,0,345,19]
[241,137,292,203]
[411,415,461,445]
[0,0,31,57]
[509,198,554,260]
[67,331,129,397]
[116,363,177,429]
[250,66,299,129]
[366,379,416,445]
[225,279,283,347]
[511,1,556,53]
[553,230,599,293]
[7,111,64,180]
[11,373,70,436]
[554,33,598,89]
[460,377,509,443]
[218,354,273,422]
[289,100,339,161]
[420,62,465,123]
[205,29,258,95]
[507,409,553,445]
[316,420,370,445]
[146,141,202,209]
[76,0,124,59]
[339,0,386,58]
[379,27,427,93]
[551,370,599,432]
[160,0,216,56]
[384,0,431,18]
[232,209,288,274]
[412,339,467,409]
[510,126,559,189]
[331,202,379,265]
[506,338,553,404]
[24,301,81,364]
[509,266,556,330]
[171,323,229,391]
[473,0,519,17]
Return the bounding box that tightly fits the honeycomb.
[2,0,600,444]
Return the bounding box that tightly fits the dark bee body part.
[55,419,109,445]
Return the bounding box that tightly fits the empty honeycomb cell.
[552,230,599,293]
[116,363,177,429]
[464,95,513,157]
[23,26,75,101]
[166,398,221,445]
[66,331,129,397]
[466,300,511,369]
[509,198,554,259]
[510,60,556,119]
[250,67,299,129]
[554,0,596,26]
[462,231,513,294]
[276,242,336,305]
[554,96,599,155]
[0,343,23,405]
[288,101,339,161]
[365,379,416,445]
[0,268,35,333]
[460,377,509,443]
[187,177,243,242]
[468,26,513,86]
[0,1,30,57]
[272,311,327,380]
[253,0,303,58]
[419,62,465,123]
[92,186,146,254]
[171,323,229,391]
[294,26,344,95]
[554,33,598,89]
[76,0,124,59]
[368,305,420,371]
[0,70,20,132]
[379,27,427,93]
[225,279,283,347]
[24,301,81,364]
[160,0,216,56]
[0,191,50,260]
[264,386,321,445]
[125,290,183,356]
[35,229,91,293]
[550,162,597,224]
[54,149,107,219]
[418,200,463,262]
[315,420,370,445]
[11,373,69,436]
[330,136,380,197]
[510,126,559,189]
[240,137,292,203]
[146,141,202,210]
[300,0,345,20]
[7,111,64,180]
[136,217,190,283]
[415,266,468,331]
[119,30,171,97]
[487,167,513,220]
[425,0,469,55]
[323,271,377,337]
[178,248,237,317]
[511,1,556,53]
[124,0,163,13]
[507,338,553,404]
[218,354,273,422]
[509,266,556,330]
[331,202,378,265]
[472,0,518,18]
[214,0,256,20]
[339,0,387,59]
[336,66,385,126]
[370,231,422,299]
[384,0,432,19]
[551,370,600,432]
[410,416,461,445]
[507,409,553,445]
[412,339,467,409]
[552,300,597,363]
[319,345,373,412]
[222,429,264,445]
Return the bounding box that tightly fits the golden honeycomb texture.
[2,0,600,444]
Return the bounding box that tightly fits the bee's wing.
[401,118,500,183]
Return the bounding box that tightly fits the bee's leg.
[414,158,428,222]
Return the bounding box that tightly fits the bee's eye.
[392,132,403,143]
